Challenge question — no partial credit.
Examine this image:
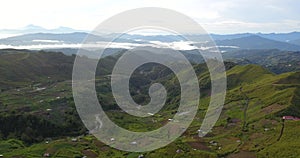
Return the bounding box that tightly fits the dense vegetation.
[223,49,300,74]
[0,49,300,157]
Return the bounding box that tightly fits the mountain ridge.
[215,35,300,51]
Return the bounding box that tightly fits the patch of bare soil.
[187,136,211,151]
[187,141,211,151]
[227,151,257,158]
[94,140,104,148]
[261,104,284,114]
[82,150,98,158]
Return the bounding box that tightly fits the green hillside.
[223,49,300,74]
[0,49,300,157]
[0,49,74,90]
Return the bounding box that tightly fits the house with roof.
[282,116,300,121]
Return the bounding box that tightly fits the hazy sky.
[1,0,300,34]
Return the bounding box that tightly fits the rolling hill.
[0,49,74,90]
[215,35,300,51]
[290,38,300,46]
[223,49,300,74]
[0,49,300,157]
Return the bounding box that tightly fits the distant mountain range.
[0,24,84,35]
[0,32,104,46]
[1,25,300,51]
[215,35,300,51]
[210,32,300,42]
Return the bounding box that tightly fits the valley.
[0,49,299,157]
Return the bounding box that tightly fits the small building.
[176,149,182,153]
[209,140,218,146]
[43,153,50,157]
[198,129,208,136]
[36,87,46,91]
[282,116,300,121]
[130,141,137,145]
[71,138,78,142]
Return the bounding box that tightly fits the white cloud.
[0,0,299,33]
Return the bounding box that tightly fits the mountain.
[106,32,300,43]
[111,32,300,43]
[223,49,300,74]
[215,35,300,51]
[290,38,300,46]
[257,32,300,42]
[1,26,300,49]
[0,32,100,46]
[194,32,300,42]
[44,48,125,57]
[209,32,300,42]
[1,29,300,52]
[209,33,253,41]
[0,25,83,35]
[0,32,139,47]
[107,33,184,42]
[0,49,75,90]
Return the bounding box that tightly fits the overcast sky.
[1,0,300,34]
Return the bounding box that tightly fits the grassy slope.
[208,65,300,157]
[0,50,300,157]
[0,50,74,90]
